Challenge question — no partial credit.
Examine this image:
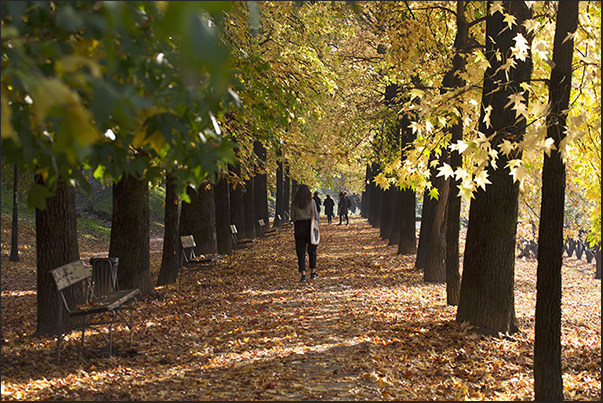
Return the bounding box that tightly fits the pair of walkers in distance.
[312,191,351,225]
[291,186,351,282]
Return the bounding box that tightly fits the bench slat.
[70,289,141,316]
[51,261,91,290]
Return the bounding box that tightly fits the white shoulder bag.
[310,201,320,245]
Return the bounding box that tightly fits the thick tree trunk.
[371,185,384,229]
[424,176,449,283]
[456,1,533,335]
[156,170,180,286]
[179,182,218,255]
[253,140,269,235]
[214,173,232,255]
[274,147,284,227]
[534,2,578,400]
[388,188,401,246]
[34,176,80,336]
[380,188,396,241]
[229,163,246,239]
[416,188,437,270]
[444,0,468,306]
[397,188,416,255]
[361,165,371,218]
[243,177,256,238]
[366,163,379,227]
[283,164,291,222]
[109,171,156,296]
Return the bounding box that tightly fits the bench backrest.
[50,261,91,291]
[181,235,200,262]
[230,224,243,243]
[90,258,119,294]
[181,235,196,249]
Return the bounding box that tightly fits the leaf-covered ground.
[1,214,600,401]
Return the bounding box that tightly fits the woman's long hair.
[293,184,312,209]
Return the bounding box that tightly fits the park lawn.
[1,214,600,401]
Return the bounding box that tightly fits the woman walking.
[291,184,320,282]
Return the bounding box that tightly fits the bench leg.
[56,333,63,365]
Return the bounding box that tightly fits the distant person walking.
[291,184,320,282]
[338,191,351,225]
[313,191,322,223]
[323,194,335,224]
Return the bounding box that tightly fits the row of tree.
[1,2,600,401]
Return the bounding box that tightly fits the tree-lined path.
[1,214,600,401]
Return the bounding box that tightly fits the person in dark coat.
[323,194,335,224]
[337,191,351,225]
[312,191,322,223]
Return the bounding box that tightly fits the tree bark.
[380,188,396,241]
[388,188,401,246]
[253,140,269,235]
[444,0,468,305]
[423,175,449,283]
[283,164,291,222]
[34,176,80,336]
[156,169,180,286]
[229,163,246,239]
[109,171,156,296]
[243,176,256,238]
[214,173,232,255]
[534,1,578,400]
[397,187,416,255]
[274,146,284,227]
[179,181,218,255]
[456,1,533,334]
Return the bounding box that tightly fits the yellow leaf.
[436,163,455,180]
[373,173,390,191]
[503,13,517,30]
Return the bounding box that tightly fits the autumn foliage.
[1,214,600,400]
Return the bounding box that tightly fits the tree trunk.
[283,164,291,222]
[274,147,284,227]
[444,0,468,305]
[456,1,533,335]
[214,173,232,255]
[179,181,218,255]
[156,169,180,286]
[109,171,156,296]
[34,176,80,336]
[380,188,396,240]
[397,187,416,255]
[371,185,384,229]
[388,188,401,246]
[424,175,449,283]
[416,188,437,269]
[253,140,269,234]
[361,165,371,218]
[243,176,256,238]
[534,2,578,400]
[229,163,246,239]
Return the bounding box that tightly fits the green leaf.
[27,183,54,211]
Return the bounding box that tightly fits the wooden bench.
[279,213,293,228]
[49,260,140,364]
[180,235,222,290]
[229,224,256,259]
[257,218,278,244]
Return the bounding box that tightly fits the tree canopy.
[1,0,600,243]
